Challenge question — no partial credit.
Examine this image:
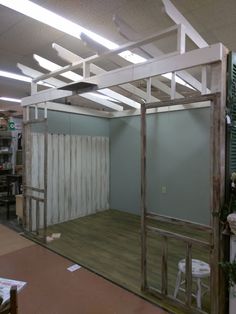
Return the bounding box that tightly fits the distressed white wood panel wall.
[29,132,44,230]
[29,132,109,227]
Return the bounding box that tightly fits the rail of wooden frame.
[23,116,48,243]
[140,92,223,314]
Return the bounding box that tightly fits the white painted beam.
[87,43,223,89]
[113,14,208,92]
[53,43,159,103]
[17,63,65,87]
[34,54,140,109]
[162,0,208,48]
[38,102,111,118]
[111,101,211,118]
[54,43,180,100]
[21,43,224,106]
[41,100,210,119]
[72,27,184,98]
[98,89,140,109]
[80,93,123,111]
[33,25,177,83]
[18,64,123,110]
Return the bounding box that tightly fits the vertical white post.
[201,66,207,95]
[83,62,90,78]
[26,106,30,121]
[146,77,152,103]
[44,103,48,119]
[177,24,186,54]
[35,105,38,120]
[171,72,176,100]
[31,82,37,95]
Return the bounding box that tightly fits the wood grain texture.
[27,133,109,228]
[36,209,211,314]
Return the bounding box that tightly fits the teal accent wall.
[109,108,211,224]
[32,110,109,136]
[32,107,211,224]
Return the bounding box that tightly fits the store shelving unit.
[0,131,13,196]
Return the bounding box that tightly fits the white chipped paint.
[27,132,109,229]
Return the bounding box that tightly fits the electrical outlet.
[161,186,167,194]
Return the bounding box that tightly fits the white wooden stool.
[174,259,210,309]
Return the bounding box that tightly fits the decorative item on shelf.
[0,118,8,130]
[8,120,15,131]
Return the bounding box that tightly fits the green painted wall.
[32,110,109,136]
[33,107,211,224]
[109,108,211,224]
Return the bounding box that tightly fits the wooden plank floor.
[0,244,169,314]
[35,209,210,313]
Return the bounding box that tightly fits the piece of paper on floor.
[67,264,81,272]
[51,233,61,239]
[46,236,54,243]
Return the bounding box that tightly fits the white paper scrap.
[51,233,61,239]
[67,264,81,272]
[46,236,54,243]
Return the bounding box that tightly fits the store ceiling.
[0,0,236,116]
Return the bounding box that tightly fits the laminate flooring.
[40,209,210,313]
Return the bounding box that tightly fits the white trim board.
[38,101,210,119]
[21,43,224,107]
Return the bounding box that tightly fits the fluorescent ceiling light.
[0,0,117,50]
[0,70,53,87]
[0,97,21,103]
[0,70,31,83]
[0,0,145,65]
[0,1,194,91]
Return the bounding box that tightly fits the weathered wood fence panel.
[29,133,109,228]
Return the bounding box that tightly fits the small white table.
[174,258,210,309]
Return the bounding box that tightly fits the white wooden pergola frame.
[20,1,228,313]
[20,0,218,115]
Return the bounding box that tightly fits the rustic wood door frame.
[140,93,224,314]
[22,106,48,243]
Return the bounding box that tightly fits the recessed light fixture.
[0,97,21,103]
